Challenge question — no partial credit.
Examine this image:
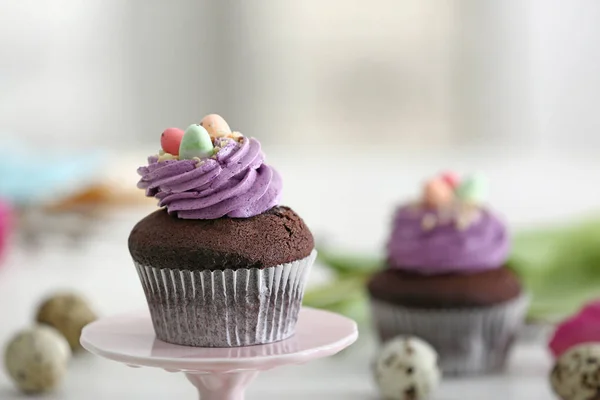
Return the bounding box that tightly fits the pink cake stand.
[81,307,358,400]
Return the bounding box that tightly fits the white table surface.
[0,224,556,399]
[1,145,594,399]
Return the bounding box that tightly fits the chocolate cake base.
[367,265,529,375]
[367,266,522,309]
[128,206,314,271]
[127,206,316,347]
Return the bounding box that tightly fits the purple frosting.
[386,204,510,275]
[136,137,282,219]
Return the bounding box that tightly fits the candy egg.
[550,343,600,400]
[179,124,214,160]
[200,114,232,138]
[549,299,600,358]
[372,336,441,400]
[160,128,185,156]
[440,171,460,189]
[423,178,454,208]
[455,174,488,203]
[4,325,71,394]
[35,292,98,352]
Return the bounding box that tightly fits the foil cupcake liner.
[150,335,300,359]
[369,293,530,376]
[135,250,316,347]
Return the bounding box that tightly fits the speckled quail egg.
[372,336,441,400]
[35,291,97,351]
[4,325,71,394]
[551,343,600,400]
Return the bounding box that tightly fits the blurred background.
[3,0,600,151]
[1,0,599,230]
[0,0,600,398]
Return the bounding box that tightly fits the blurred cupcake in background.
[367,172,529,376]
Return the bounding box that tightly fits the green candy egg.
[179,124,214,160]
[456,174,488,203]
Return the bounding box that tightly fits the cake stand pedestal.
[80,307,358,400]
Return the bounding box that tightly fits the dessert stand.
[80,307,358,400]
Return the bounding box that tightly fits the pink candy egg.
[440,171,460,188]
[549,299,600,358]
[423,179,454,208]
[160,128,185,155]
[200,114,231,137]
[581,301,600,319]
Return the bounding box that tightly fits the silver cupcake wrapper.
[150,334,300,359]
[135,250,316,347]
[369,293,530,376]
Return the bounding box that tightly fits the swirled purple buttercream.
[136,137,282,219]
[386,204,510,275]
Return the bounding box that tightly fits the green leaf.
[510,214,600,321]
[316,246,383,276]
[303,275,367,307]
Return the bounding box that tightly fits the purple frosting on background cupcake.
[386,204,510,275]
[136,136,282,219]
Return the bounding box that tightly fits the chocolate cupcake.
[367,172,529,375]
[129,114,316,347]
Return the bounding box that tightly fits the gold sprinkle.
[456,204,483,230]
[456,214,473,231]
[231,131,243,141]
[157,152,178,162]
[210,130,231,140]
[436,204,455,225]
[421,214,437,231]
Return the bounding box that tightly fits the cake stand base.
[81,307,358,400]
[186,372,258,400]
